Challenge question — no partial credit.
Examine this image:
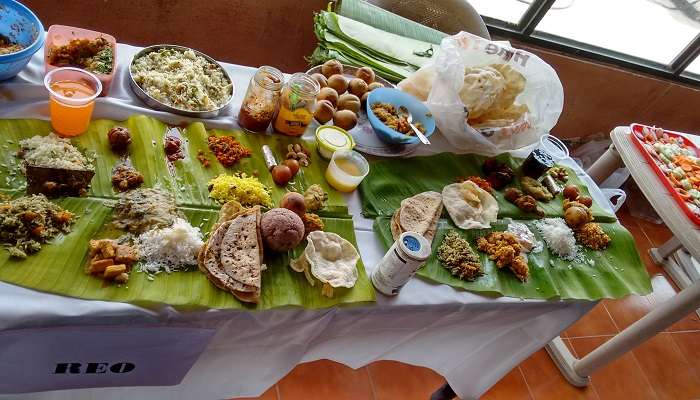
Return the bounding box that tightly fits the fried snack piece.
[575,222,611,250]
[521,176,553,202]
[437,230,483,281]
[504,187,544,217]
[476,231,529,281]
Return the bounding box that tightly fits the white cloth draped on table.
[0,42,598,399]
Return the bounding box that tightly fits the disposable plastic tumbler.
[44,67,102,136]
[325,149,369,192]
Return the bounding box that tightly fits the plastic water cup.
[44,67,101,137]
[325,149,370,192]
[537,134,569,160]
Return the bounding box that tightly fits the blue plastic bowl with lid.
[0,0,44,81]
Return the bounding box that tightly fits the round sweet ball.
[260,208,305,252]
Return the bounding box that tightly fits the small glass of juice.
[325,149,369,193]
[43,67,102,137]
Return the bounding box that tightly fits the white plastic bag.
[399,32,564,155]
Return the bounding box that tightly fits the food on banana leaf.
[533,218,581,261]
[390,191,442,242]
[0,195,74,258]
[86,239,138,284]
[208,173,272,207]
[163,134,184,162]
[507,221,541,253]
[457,176,493,193]
[482,159,514,190]
[504,187,544,217]
[198,206,264,303]
[207,135,251,167]
[541,175,562,197]
[280,192,306,217]
[260,208,305,252]
[107,126,131,153]
[563,184,580,201]
[437,230,482,281]
[135,217,204,274]
[521,176,553,202]
[111,163,144,192]
[112,188,182,234]
[476,231,529,282]
[304,184,328,211]
[18,133,95,197]
[442,181,498,229]
[302,213,324,237]
[563,199,593,228]
[290,231,359,298]
[286,144,311,167]
[578,196,593,208]
[575,222,611,250]
[196,150,211,168]
[548,166,569,183]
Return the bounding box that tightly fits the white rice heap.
[19,133,91,170]
[533,218,581,262]
[135,217,204,274]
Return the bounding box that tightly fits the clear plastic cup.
[537,134,569,160]
[44,67,102,136]
[325,149,370,192]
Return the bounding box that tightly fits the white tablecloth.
[0,43,599,399]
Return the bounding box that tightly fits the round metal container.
[128,44,234,118]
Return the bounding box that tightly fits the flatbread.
[392,191,442,242]
[198,208,264,303]
[220,207,263,288]
[442,181,498,229]
[460,66,505,120]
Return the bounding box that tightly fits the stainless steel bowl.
[128,44,234,118]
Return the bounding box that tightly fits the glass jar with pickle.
[238,66,284,132]
[273,73,320,136]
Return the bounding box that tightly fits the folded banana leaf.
[336,0,447,45]
[359,152,617,222]
[312,11,438,82]
[374,217,651,300]
[0,117,375,310]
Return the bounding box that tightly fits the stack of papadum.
[198,201,265,304]
[391,191,443,242]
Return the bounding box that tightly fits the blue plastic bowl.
[0,0,44,81]
[366,87,436,145]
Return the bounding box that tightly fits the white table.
[0,42,603,400]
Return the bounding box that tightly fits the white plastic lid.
[398,231,431,261]
[44,67,102,106]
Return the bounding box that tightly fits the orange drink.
[325,150,369,192]
[44,67,101,137]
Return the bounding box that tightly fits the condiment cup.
[325,149,369,192]
[44,67,102,137]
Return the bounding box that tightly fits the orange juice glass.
[43,67,102,137]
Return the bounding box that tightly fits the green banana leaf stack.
[0,116,376,310]
[310,10,439,82]
[361,153,652,300]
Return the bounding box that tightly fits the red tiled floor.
[632,333,700,399]
[570,336,656,400]
[671,332,700,382]
[519,348,598,400]
[481,367,532,400]
[564,302,618,338]
[603,295,653,331]
[645,274,700,332]
[277,360,374,400]
[231,385,278,400]
[367,360,445,400]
